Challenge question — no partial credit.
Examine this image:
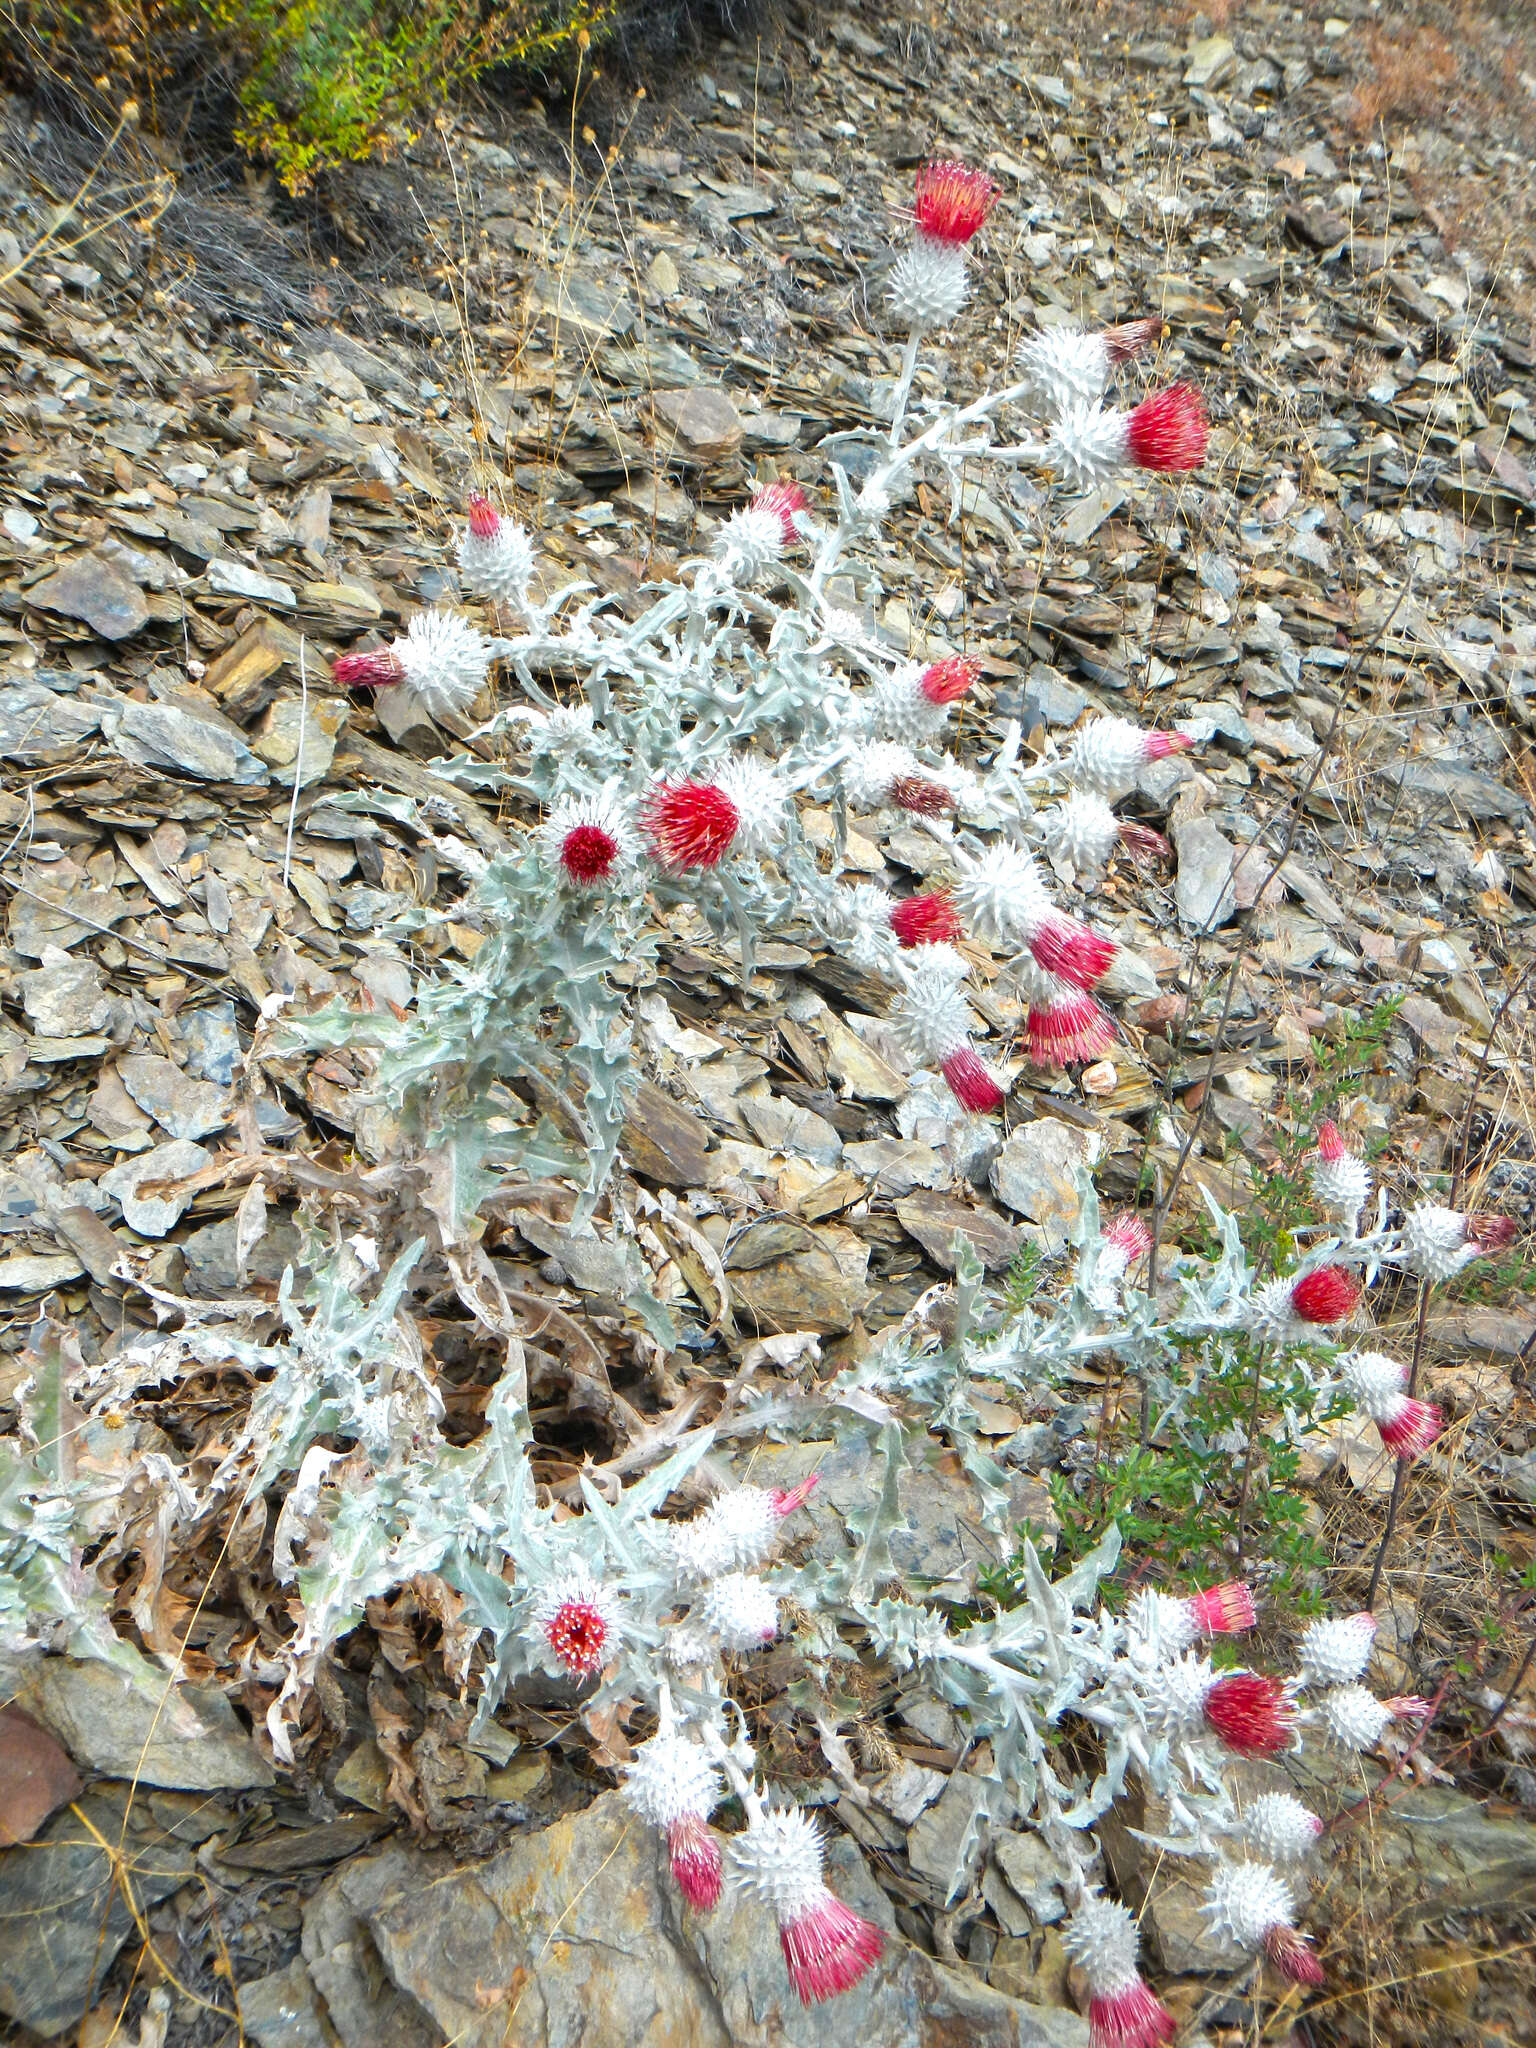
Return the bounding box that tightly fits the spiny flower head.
[844,740,922,811]
[1067,717,1193,800]
[672,1479,817,1581]
[751,478,809,544]
[1250,1264,1361,1339]
[1123,385,1209,471]
[1060,1896,1175,2048]
[892,944,973,1065]
[536,792,635,888]
[459,498,536,604]
[889,892,963,948]
[1243,1792,1324,1863]
[1117,819,1170,862]
[1027,917,1118,992]
[1040,790,1122,874]
[1201,1862,1322,1984]
[715,754,787,856]
[1103,1213,1155,1266]
[396,608,494,719]
[890,771,957,815]
[530,1569,620,1678]
[940,1044,1006,1116]
[642,780,740,870]
[1127,1580,1253,1657]
[1338,1351,1443,1461]
[869,663,953,745]
[332,645,406,689]
[1299,1612,1377,1688]
[887,237,969,328]
[1102,315,1168,363]
[1319,1682,1394,1751]
[952,844,1054,949]
[913,159,998,245]
[1401,1202,1514,1282]
[1026,985,1115,1068]
[919,655,980,705]
[698,1571,779,1651]
[621,1728,723,1831]
[727,1806,884,2005]
[1307,1121,1372,1227]
[1203,1672,1297,1758]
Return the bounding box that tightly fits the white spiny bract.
[1016,325,1115,412]
[713,503,787,582]
[1298,1612,1377,1687]
[891,945,974,1063]
[1041,789,1122,875]
[887,236,971,329]
[715,754,788,855]
[1200,1861,1310,1962]
[459,506,537,605]
[621,1728,723,1830]
[1318,1682,1394,1750]
[1242,1792,1323,1863]
[1047,401,1137,488]
[1399,1202,1477,1282]
[1307,1122,1372,1231]
[698,1571,780,1651]
[868,663,949,745]
[951,843,1053,948]
[397,607,494,717]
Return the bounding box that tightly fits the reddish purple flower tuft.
[1379,1397,1443,1460]
[1289,1265,1361,1326]
[890,892,964,948]
[467,494,500,539]
[642,781,741,869]
[1028,992,1115,1067]
[1314,1120,1348,1162]
[780,1894,885,2005]
[1102,1213,1153,1264]
[941,1045,1005,1115]
[1087,1982,1177,2048]
[1263,1923,1325,1987]
[1187,1581,1257,1636]
[770,1473,820,1518]
[1124,386,1208,473]
[1101,315,1167,365]
[751,479,810,545]
[1117,820,1170,863]
[918,656,980,706]
[545,1598,610,1677]
[1142,729,1193,761]
[889,773,956,816]
[913,160,998,246]
[668,1813,723,1912]
[558,823,621,886]
[332,647,406,689]
[1203,1673,1296,1758]
[1029,919,1118,991]
[1467,1212,1518,1255]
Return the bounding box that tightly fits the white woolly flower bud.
[1046,403,1132,488]
[1399,1203,1476,1283]
[1242,1792,1324,1863]
[1066,716,1185,800]
[1016,325,1113,415]
[397,609,493,718]
[1336,1351,1407,1421]
[868,665,947,746]
[824,883,900,972]
[1039,790,1121,875]
[621,1729,723,1830]
[698,1571,779,1651]
[521,703,597,756]
[1299,1613,1377,1688]
[1319,1683,1393,1751]
[459,515,536,605]
[1201,1861,1303,1953]
[951,844,1053,949]
[891,945,973,1065]
[713,504,786,582]
[843,741,922,809]
[1060,1895,1174,2044]
[715,755,787,855]
[886,237,970,329]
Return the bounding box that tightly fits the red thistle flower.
[668,1813,723,1912]
[1101,315,1167,364]
[332,647,406,689]
[467,494,500,539]
[1289,1265,1361,1326]
[642,781,740,869]
[1263,1924,1325,1987]
[1187,1581,1257,1636]
[1088,1982,1177,2048]
[1142,729,1193,760]
[1124,386,1208,472]
[750,479,809,544]
[780,1894,885,2005]
[1028,919,1118,991]
[545,1598,610,1677]
[1378,1397,1443,1460]
[941,1045,1005,1115]
[918,655,980,706]
[913,160,999,245]
[889,892,963,947]
[1314,1120,1348,1161]
[769,1473,820,1517]
[1203,1673,1296,1758]
[1103,1213,1153,1264]
[1028,992,1115,1067]
[889,774,956,816]
[1467,1212,1517,1254]
[1117,820,1170,862]
[559,824,621,886]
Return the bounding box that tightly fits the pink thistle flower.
[1339,1353,1444,1462]
[890,892,963,948]
[1314,1119,1347,1161]
[1142,730,1191,761]
[1117,820,1170,862]
[750,478,809,544]
[668,1812,723,1911]
[642,780,740,870]
[1101,315,1168,364]
[546,1599,609,1676]
[1289,1265,1362,1325]
[770,1473,819,1517]
[1067,716,1193,799]
[919,655,980,706]
[1028,918,1118,991]
[1062,1897,1174,2048]
[913,160,998,245]
[1203,1673,1296,1758]
[559,824,619,885]
[1264,1924,1325,1987]
[1468,1212,1518,1254]
[941,1044,1006,1115]
[728,1805,883,2006]
[1186,1580,1258,1636]
[1378,1397,1443,1460]
[1028,991,1115,1067]
[467,494,500,539]
[529,1570,622,1679]
[1124,386,1208,472]
[1102,1214,1154,1265]
[889,773,957,816]
[332,646,406,689]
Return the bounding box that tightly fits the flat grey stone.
[11,1657,273,1791]
[990,1121,1099,1253]
[105,697,269,784]
[18,947,111,1036]
[1172,813,1239,929]
[100,1138,211,1236]
[117,1051,232,1139]
[27,550,149,638]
